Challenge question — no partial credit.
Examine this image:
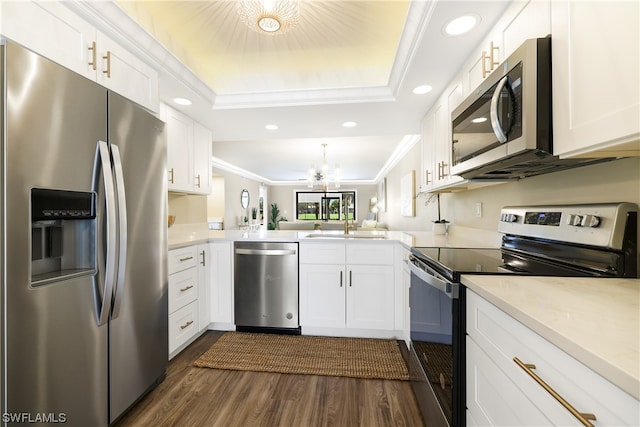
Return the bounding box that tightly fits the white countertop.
[168,223,502,250]
[462,275,640,400]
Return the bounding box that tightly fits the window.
[295,191,355,221]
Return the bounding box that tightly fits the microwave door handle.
[490,75,509,143]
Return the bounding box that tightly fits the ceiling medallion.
[238,0,301,35]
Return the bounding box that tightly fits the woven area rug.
[194,332,409,381]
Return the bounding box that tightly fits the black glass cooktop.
[411,247,505,279]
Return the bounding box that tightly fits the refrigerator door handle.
[110,144,127,319]
[94,140,117,326]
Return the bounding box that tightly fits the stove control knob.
[568,214,584,226]
[581,214,601,228]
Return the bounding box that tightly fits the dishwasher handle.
[235,248,297,256]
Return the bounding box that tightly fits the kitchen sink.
[303,232,387,239]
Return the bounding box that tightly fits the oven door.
[408,256,465,427]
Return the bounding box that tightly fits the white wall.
[212,167,263,229]
[376,141,439,231]
[379,156,640,232]
[206,176,225,220]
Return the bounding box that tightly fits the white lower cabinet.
[169,301,199,357]
[299,241,396,338]
[209,241,234,329]
[197,244,210,331]
[168,244,208,359]
[466,289,639,426]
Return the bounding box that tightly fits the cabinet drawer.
[299,242,345,264]
[168,245,198,274]
[346,242,394,265]
[467,290,639,426]
[168,301,199,354]
[168,267,198,314]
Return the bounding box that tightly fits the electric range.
[407,203,638,427]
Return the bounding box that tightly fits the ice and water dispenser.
[31,188,96,286]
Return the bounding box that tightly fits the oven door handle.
[409,256,459,299]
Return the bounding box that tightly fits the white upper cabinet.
[163,104,194,192]
[94,31,159,113]
[0,1,159,112]
[419,108,436,192]
[193,123,213,195]
[161,104,212,195]
[551,1,640,158]
[461,0,551,100]
[420,78,465,192]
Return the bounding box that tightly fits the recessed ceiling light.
[413,85,433,95]
[472,117,487,123]
[173,97,192,106]
[342,121,357,128]
[265,124,279,130]
[444,14,479,36]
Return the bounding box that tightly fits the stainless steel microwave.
[450,38,556,180]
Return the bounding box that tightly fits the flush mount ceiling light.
[238,0,301,35]
[308,144,341,190]
[342,121,357,128]
[173,97,192,106]
[444,14,479,36]
[265,124,279,130]
[413,85,433,95]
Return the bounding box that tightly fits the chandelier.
[308,144,341,190]
[238,0,301,35]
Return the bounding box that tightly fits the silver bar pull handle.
[513,357,596,427]
[180,256,193,262]
[180,285,194,292]
[180,320,194,330]
[93,141,117,326]
[340,270,343,287]
[200,250,206,266]
[349,270,352,287]
[110,144,127,319]
[235,249,297,256]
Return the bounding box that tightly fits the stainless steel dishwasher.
[234,242,300,334]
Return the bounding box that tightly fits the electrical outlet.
[475,202,482,218]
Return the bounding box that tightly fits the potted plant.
[432,194,449,234]
[251,207,258,224]
[268,203,280,230]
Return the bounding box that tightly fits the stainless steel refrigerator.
[0,40,168,425]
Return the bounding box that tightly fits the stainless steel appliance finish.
[407,203,638,427]
[1,40,167,425]
[234,242,300,334]
[451,37,606,180]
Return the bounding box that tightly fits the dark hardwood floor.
[115,331,425,427]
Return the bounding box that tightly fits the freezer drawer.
[234,242,299,332]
